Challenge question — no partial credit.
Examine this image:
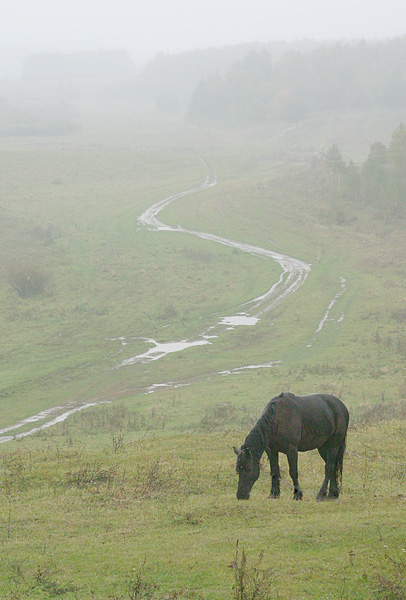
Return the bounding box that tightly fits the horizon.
[1,0,405,77]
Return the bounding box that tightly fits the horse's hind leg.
[286,446,303,500]
[317,445,339,501]
[327,446,340,499]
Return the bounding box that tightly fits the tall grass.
[2,420,406,598]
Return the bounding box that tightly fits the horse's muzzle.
[236,492,250,500]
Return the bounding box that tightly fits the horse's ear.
[233,446,240,455]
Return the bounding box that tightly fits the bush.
[369,549,406,600]
[7,262,52,298]
[229,541,275,600]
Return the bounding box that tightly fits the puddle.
[0,405,65,436]
[220,314,260,328]
[0,402,110,444]
[119,338,211,366]
[145,381,191,394]
[306,277,347,347]
[219,361,280,375]
[315,277,347,333]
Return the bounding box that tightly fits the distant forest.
[186,37,406,126]
[130,40,320,114]
[1,37,405,135]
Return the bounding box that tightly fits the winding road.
[117,160,310,366]
[1,158,346,444]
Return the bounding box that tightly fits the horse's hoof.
[328,492,339,500]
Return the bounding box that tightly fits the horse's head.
[233,445,260,500]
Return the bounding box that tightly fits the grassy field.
[1,419,406,599]
[1,106,406,598]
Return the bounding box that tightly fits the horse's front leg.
[267,450,280,498]
[286,446,303,500]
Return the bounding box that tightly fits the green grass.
[1,106,406,598]
[1,416,406,599]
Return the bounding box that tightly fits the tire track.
[1,157,313,443]
[117,159,310,366]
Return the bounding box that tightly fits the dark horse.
[233,392,349,501]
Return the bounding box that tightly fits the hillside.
[1,107,406,598]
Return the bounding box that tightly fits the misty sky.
[1,0,405,76]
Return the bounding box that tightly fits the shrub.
[229,541,275,600]
[352,400,406,427]
[158,302,178,320]
[7,261,52,298]
[369,549,406,600]
[29,223,60,245]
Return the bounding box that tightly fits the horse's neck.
[247,404,277,459]
[245,424,267,462]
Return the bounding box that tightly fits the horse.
[233,392,349,501]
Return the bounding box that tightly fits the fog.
[1,0,405,77]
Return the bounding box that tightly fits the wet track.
[1,159,347,443]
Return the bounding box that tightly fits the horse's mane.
[244,397,278,459]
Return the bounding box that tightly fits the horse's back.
[269,392,349,451]
[296,393,349,424]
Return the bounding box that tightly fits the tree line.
[324,123,406,216]
[186,38,406,126]
[131,40,320,114]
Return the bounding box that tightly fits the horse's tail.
[334,401,349,492]
[335,431,347,490]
